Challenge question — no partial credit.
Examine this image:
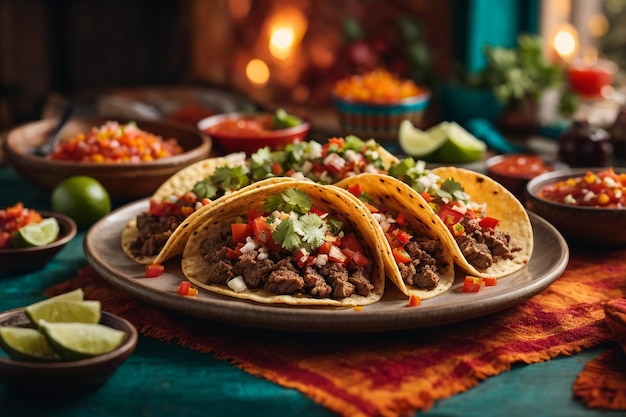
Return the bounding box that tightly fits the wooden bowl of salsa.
[525,167,626,247]
[198,111,311,155]
[486,154,568,201]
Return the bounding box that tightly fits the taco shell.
[181,180,387,306]
[430,166,533,278]
[334,173,455,299]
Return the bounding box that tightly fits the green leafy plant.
[468,34,579,114]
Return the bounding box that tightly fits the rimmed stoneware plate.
[84,199,569,333]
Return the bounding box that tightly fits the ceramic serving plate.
[84,199,569,333]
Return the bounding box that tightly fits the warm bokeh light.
[265,7,308,61]
[245,59,270,87]
[553,23,579,61]
[587,13,609,38]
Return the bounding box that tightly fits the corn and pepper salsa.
[538,168,626,207]
[50,121,183,163]
[332,68,425,103]
[0,202,43,248]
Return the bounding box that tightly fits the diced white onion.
[316,254,328,267]
[301,160,313,175]
[240,236,258,254]
[227,276,247,293]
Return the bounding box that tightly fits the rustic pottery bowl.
[3,116,212,200]
[197,111,311,155]
[332,92,430,143]
[0,308,137,398]
[525,167,626,247]
[486,153,569,201]
[0,212,77,276]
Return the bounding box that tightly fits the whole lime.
[51,176,111,229]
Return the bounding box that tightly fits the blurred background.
[0,0,624,137]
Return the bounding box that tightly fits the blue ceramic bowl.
[332,93,430,142]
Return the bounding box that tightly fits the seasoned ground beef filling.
[198,234,374,299]
[455,217,521,269]
[129,212,185,257]
[397,236,448,290]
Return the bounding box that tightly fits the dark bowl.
[0,212,77,276]
[197,111,311,155]
[0,308,138,399]
[486,153,569,201]
[525,167,626,247]
[3,116,212,200]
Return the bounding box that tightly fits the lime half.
[428,122,486,163]
[39,321,126,360]
[398,120,448,158]
[0,326,59,361]
[11,217,60,248]
[26,300,101,325]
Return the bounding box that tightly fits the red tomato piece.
[462,276,484,292]
[392,247,412,264]
[407,294,421,307]
[484,277,498,286]
[231,222,252,244]
[347,183,363,197]
[479,216,499,229]
[145,263,165,278]
[177,281,190,295]
[340,233,365,254]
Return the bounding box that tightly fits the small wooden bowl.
[3,117,212,201]
[0,212,77,276]
[0,308,138,398]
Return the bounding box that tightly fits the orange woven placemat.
[46,248,626,417]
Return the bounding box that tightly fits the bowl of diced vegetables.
[0,203,77,276]
[0,289,138,398]
[3,116,212,200]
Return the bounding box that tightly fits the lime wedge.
[398,120,448,158]
[39,321,126,360]
[0,326,60,361]
[11,217,60,248]
[26,300,101,325]
[428,122,486,163]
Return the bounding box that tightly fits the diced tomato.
[0,232,11,249]
[479,216,500,229]
[462,276,485,293]
[347,183,363,197]
[180,206,194,217]
[393,229,411,245]
[231,222,252,244]
[271,162,283,175]
[350,250,370,267]
[451,222,465,236]
[420,192,432,202]
[317,240,332,254]
[310,206,327,217]
[178,191,198,205]
[484,277,498,286]
[177,281,191,295]
[438,206,463,226]
[340,233,365,254]
[295,249,316,268]
[407,294,421,307]
[341,247,355,266]
[148,199,180,217]
[145,263,165,278]
[363,202,379,213]
[392,247,412,264]
[247,209,264,223]
[395,211,408,226]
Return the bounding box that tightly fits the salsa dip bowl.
[525,167,626,247]
[3,116,212,200]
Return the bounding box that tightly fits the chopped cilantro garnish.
[437,178,470,203]
[327,217,343,234]
[210,166,251,193]
[343,135,365,152]
[263,188,312,215]
[272,217,301,251]
[191,179,218,199]
[296,213,327,249]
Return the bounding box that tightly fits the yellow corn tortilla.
[334,173,455,299]
[430,166,534,278]
[121,152,247,264]
[181,180,387,306]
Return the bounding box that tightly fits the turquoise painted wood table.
[0,163,622,417]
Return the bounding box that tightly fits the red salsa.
[538,168,626,207]
[489,155,554,179]
[205,114,294,137]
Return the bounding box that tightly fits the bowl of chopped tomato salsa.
[525,167,626,246]
[198,110,310,155]
[3,117,211,200]
[486,153,568,201]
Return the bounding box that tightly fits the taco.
[335,174,455,300]
[388,159,533,278]
[122,136,397,265]
[181,180,386,306]
[121,152,247,265]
